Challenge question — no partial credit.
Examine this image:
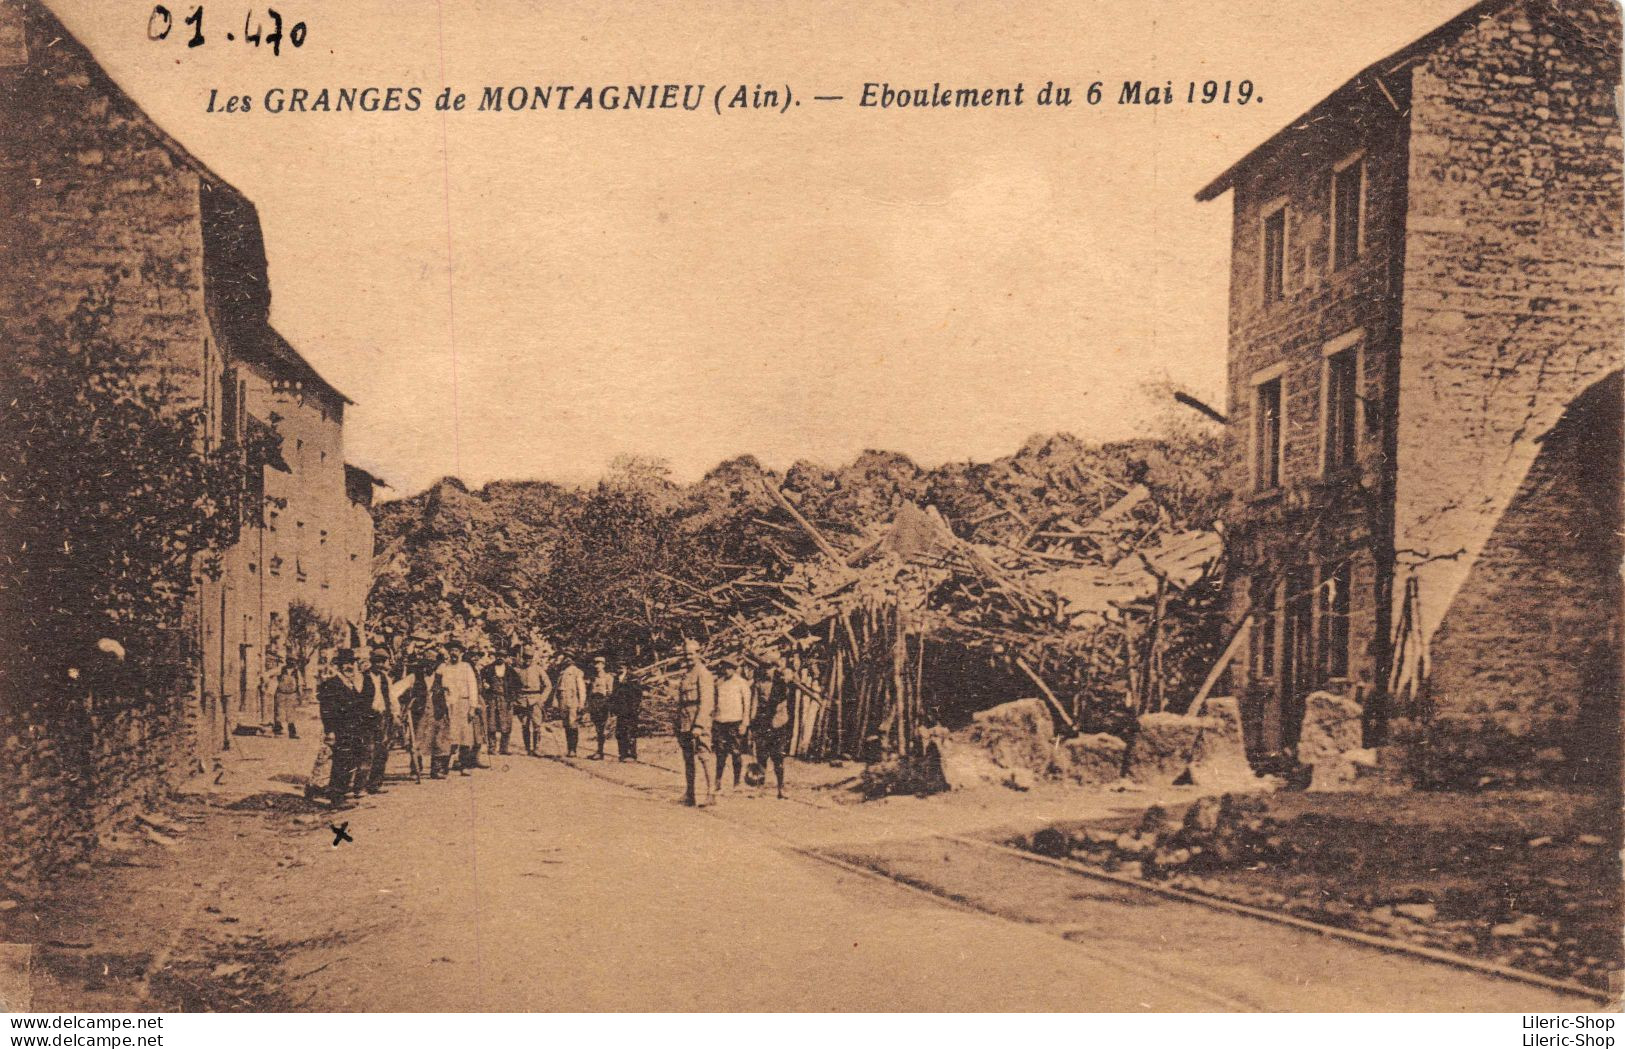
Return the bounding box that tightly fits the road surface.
[22,738,1598,1012]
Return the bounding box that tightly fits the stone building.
[0,0,376,885]
[209,330,385,742]
[1197,0,1622,782]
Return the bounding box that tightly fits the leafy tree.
[284,598,345,685]
[0,288,250,718]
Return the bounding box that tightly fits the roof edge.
[29,1,236,192]
[264,326,355,406]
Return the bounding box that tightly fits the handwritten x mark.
[330,822,353,846]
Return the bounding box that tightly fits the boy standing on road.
[587,655,616,760]
[611,654,644,761]
[713,658,750,792]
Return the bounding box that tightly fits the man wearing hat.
[750,649,794,799]
[400,647,450,778]
[359,648,399,794]
[553,652,587,758]
[674,640,717,806]
[481,645,521,756]
[586,655,616,760]
[610,653,644,761]
[431,640,483,775]
[316,649,367,807]
[513,644,552,756]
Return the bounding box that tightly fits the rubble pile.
[657,462,1229,774]
[904,695,1265,795]
[372,433,1234,785]
[1016,794,1621,991]
[960,698,1054,773]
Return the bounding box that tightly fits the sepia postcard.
[0,0,1620,1021]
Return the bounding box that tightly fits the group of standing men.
[673,640,796,806]
[309,640,646,809]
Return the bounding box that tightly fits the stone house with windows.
[0,0,379,884]
[1197,0,1621,782]
[213,328,385,737]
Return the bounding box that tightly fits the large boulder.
[1309,746,1388,793]
[960,697,1055,773]
[1125,713,1212,784]
[1050,733,1128,786]
[1187,697,1258,789]
[930,737,1005,791]
[1297,690,1363,767]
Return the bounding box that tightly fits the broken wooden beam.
[1014,655,1080,735]
[760,480,846,563]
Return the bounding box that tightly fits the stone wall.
[1395,0,1623,778]
[0,0,218,420]
[0,0,277,890]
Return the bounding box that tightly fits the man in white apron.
[432,640,482,775]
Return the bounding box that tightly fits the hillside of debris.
[368,430,1226,747]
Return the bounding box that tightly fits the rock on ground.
[930,737,1006,791]
[1187,697,1258,789]
[1125,713,1212,785]
[1297,691,1363,767]
[1049,733,1127,785]
[1299,691,1364,792]
[958,698,1054,774]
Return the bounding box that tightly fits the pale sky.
[53,0,1473,495]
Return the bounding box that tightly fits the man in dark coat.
[749,649,793,799]
[610,656,644,761]
[359,648,397,794]
[316,649,367,807]
[408,647,455,778]
[480,647,521,756]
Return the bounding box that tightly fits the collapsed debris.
[633,455,1234,792]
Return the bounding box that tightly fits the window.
[1253,584,1278,679]
[1262,205,1287,304]
[1323,341,1359,473]
[1253,375,1283,491]
[1318,561,1351,681]
[1331,157,1363,270]
[221,369,242,446]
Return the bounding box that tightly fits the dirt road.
[18,736,1596,1012]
